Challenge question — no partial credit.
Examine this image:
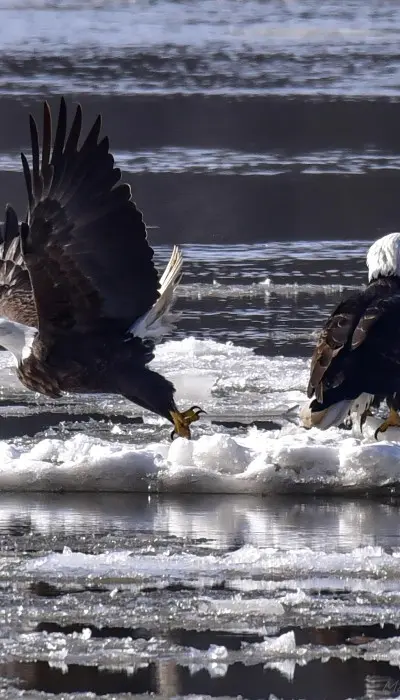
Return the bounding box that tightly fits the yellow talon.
[374,407,400,440]
[169,406,205,440]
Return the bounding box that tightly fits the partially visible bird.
[301,232,400,438]
[0,98,203,438]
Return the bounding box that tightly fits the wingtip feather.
[2,205,19,249]
[20,151,34,211]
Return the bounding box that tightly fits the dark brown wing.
[307,296,359,401]
[352,292,400,355]
[19,98,159,340]
[308,282,400,402]
[0,205,36,326]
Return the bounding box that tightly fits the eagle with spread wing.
[301,232,400,438]
[0,98,203,439]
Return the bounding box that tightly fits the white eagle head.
[367,232,400,282]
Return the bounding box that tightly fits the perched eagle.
[301,232,400,438]
[0,98,203,439]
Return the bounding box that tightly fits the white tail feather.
[159,245,183,293]
[129,245,183,341]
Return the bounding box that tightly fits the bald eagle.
[0,98,203,439]
[301,232,400,438]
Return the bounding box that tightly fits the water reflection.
[1,493,400,552]
[1,656,400,699]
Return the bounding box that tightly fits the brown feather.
[0,98,187,433]
[20,99,160,341]
[307,279,400,405]
[307,305,356,400]
[0,205,36,326]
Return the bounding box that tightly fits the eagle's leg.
[170,406,205,439]
[360,406,373,432]
[374,407,400,440]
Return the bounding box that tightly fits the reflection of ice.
[2,493,400,554]
[266,659,296,682]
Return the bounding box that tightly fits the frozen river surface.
[0,244,399,698]
[0,0,400,696]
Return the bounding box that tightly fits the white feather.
[350,392,375,422]
[0,318,37,365]
[300,398,353,430]
[367,232,400,281]
[301,392,375,431]
[129,245,183,341]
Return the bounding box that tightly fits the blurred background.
[1,0,400,244]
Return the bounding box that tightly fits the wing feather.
[308,281,400,402]
[50,98,67,189]
[307,296,361,401]
[29,115,43,202]
[41,100,52,183]
[20,98,159,340]
[0,206,36,326]
[21,152,34,213]
[352,292,400,352]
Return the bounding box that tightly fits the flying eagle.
[301,232,400,438]
[0,98,203,439]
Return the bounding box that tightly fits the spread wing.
[19,98,159,340]
[0,206,36,326]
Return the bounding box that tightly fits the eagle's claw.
[170,406,206,440]
[374,407,400,440]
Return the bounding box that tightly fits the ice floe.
[0,337,399,493]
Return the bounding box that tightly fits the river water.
[0,1,400,698]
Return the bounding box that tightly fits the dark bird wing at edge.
[307,283,400,403]
[0,206,36,327]
[307,294,366,402]
[13,97,159,341]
